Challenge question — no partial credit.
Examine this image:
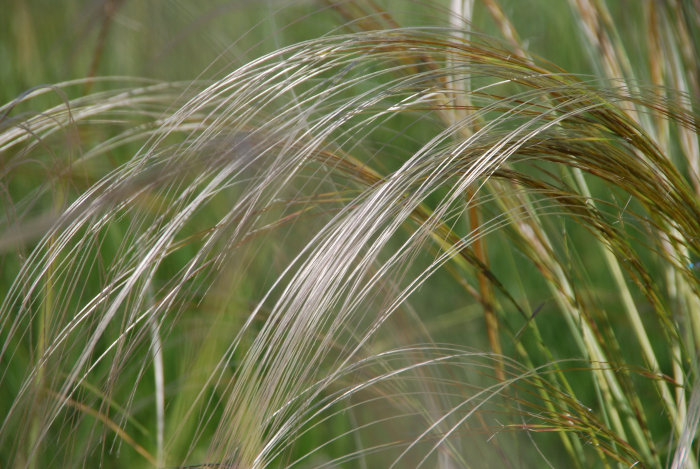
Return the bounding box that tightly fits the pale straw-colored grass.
[0,1,698,468]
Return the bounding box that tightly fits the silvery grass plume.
[0,1,699,468]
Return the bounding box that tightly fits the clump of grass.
[0,1,698,467]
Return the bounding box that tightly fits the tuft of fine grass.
[0,1,698,468]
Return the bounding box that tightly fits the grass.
[1,0,699,467]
